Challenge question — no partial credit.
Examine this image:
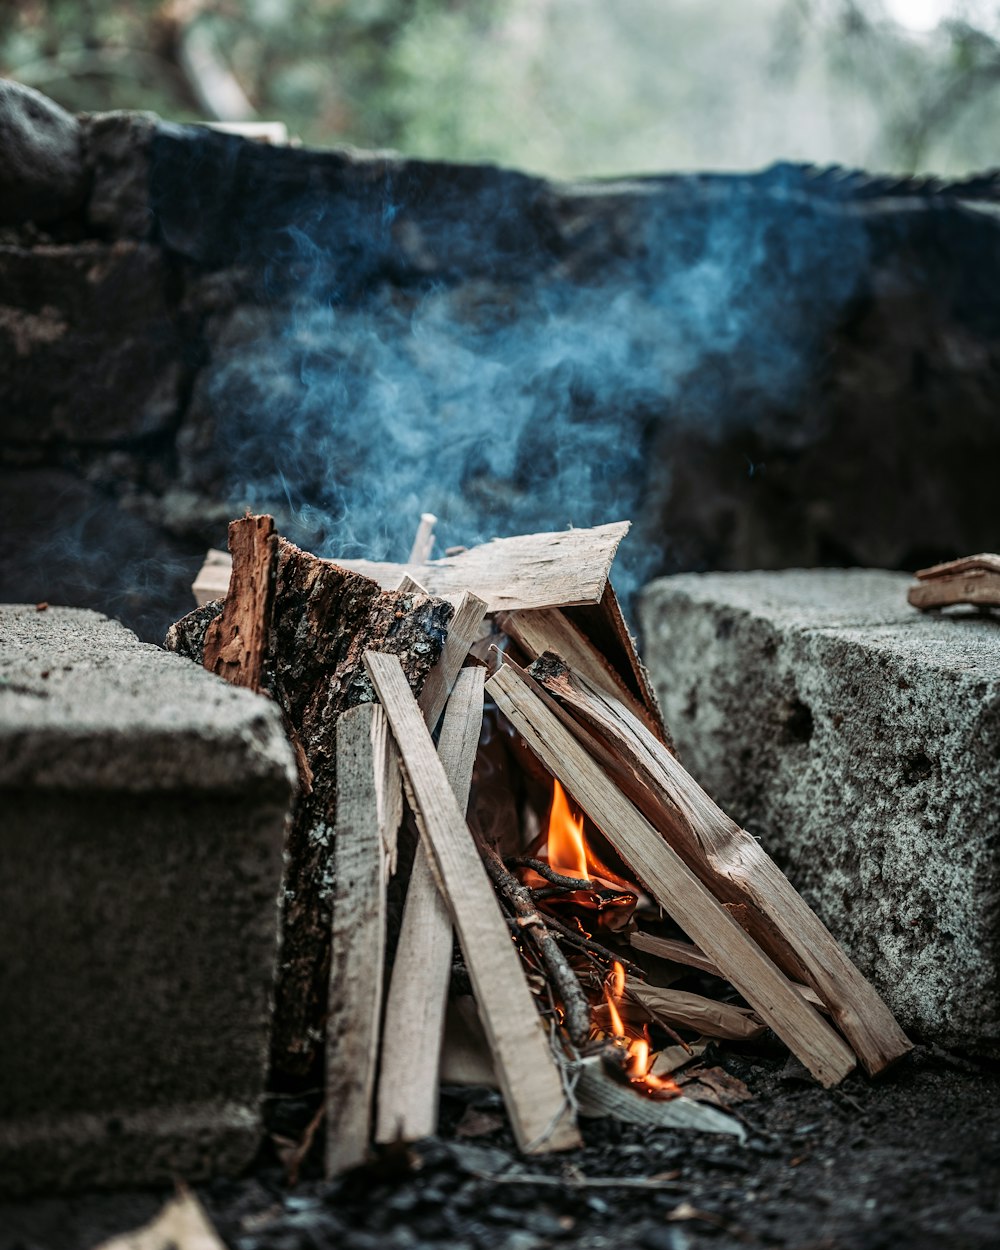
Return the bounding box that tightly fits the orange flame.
[546,779,588,881]
[604,960,680,1096]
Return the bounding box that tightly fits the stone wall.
[2,78,999,640]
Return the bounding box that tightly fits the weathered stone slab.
[0,606,297,1195]
[638,570,1000,1054]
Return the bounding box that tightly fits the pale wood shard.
[408,512,438,564]
[908,553,1000,610]
[376,666,485,1145]
[630,932,827,1011]
[486,662,857,1088]
[418,591,489,733]
[325,703,400,1177]
[202,514,277,690]
[498,605,663,743]
[192,547,231,607]
[92,1186,226,1250]
[530,660,911,1076]
[572,1056,745,1139]
[364,651,581,1153]
[396,573,430,594]
[193,520,630,612]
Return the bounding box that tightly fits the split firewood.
[325,703,400,1177]
[486,661,857,1088]
[202,513,276,690]
[623,981,767,1042]
[364,650,581,1153]
[192,520,630,611]
[376,666,485,1145]
[908,553,1000,610]
[497,603,665,745]
[407,512,438,564]
[630,932,827,1011]
[167,515,453,1084]
[417,591,489,732]
[527,657,911,1077]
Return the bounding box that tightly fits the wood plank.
[624,981,766,1042]
[914,552,1000,579]
[498,605,664,744]
[573,1056,744,1139]
[194,520,630,612]
[630,932,827,1010]
[376,666,485,1145]
[325,703,399,1176]
[564,581,668,744]
[418,591,489,732]
[486,662,857,1088]
[365,651,581,1153]
[202,515,276,690]
[407,512,438,564]
[908,568,1000,610]
[531,661,911,1076]
[192,547,231,606]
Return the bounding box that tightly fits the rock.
[0,79,86,224]
[0,605,297,1195]
[0,240,183,445]
[82,111,158,238]
[638,570,1000,1054]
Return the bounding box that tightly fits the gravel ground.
[3,1044,998,1250]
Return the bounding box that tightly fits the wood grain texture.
[630,932,826,1011]
[202,514,276,690]
[376,667,485,1144]
[365,652,581,1153]
[498,605,662,743]
[486,663,857,1088]
[908,569,1000,609]
[418,591,489,733]
[194,521,629,612]
[325,703,399,1176]
[531,662,911,1077]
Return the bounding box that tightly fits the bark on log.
[166,516,453,1085]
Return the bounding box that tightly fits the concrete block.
[0,606,297,1195]
[638,570,1000,1055]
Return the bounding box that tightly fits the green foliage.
[3,0,1000,176]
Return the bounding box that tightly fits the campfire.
[169,512,911,1173]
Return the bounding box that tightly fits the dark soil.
[3,1045,998,1250]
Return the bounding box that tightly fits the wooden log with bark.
[166,514,453,1084]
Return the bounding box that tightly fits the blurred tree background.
[2,0,1000,177]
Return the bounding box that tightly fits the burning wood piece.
[907,553,1000,610]
[527,657,911,1076]
[192,520,630,612]
[486,662,858,1088]
[325,703,400,1177]
[376,666,484,1146]
[364,650,581,1154]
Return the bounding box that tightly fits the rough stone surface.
[0,80,85,224]
[0,606,297,1195]
[2,88,1000,640]
[638,570,1000,1054]
[81,110,157,239]
[0,240,183,445]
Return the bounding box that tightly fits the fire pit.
[1,78,999,1249]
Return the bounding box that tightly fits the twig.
[480,843,592,1049]
[504,856,593,891]
[543,913,645,977]
[469,1169,688,1193]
